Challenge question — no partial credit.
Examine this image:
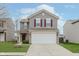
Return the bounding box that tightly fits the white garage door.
[0,33,5,41]
[31,31,56,44]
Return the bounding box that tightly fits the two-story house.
[0,18,15,41]
[20,9,59,44]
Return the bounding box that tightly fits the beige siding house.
[20,9,59,44]
[0,18,15,41]
[64,20,79,43]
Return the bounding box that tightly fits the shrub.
[6,40,17,44]
[22,40,29,44]
[14,43,22,48]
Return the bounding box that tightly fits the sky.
[2,3,79,34]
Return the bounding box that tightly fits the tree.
[0,4,9,18]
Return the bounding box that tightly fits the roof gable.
[28,9,59,19]
[72,20,79,24]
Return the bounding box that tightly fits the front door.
[21,33,26,43]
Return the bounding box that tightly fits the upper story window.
[46,18,53,27]
[24,23,27,29]
[34,18,53,28]
[0,24,2,27]
[46,18,51,27]
[36,18,41,27]
[20,22,24,29]
[0,22,3,27]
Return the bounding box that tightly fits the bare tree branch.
[0,7,5,10]
[0,4,9,18]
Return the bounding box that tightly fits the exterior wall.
[64,21,72,42]
[29,11,57,30]
[71,22,79,43]
[64,21,79,43]
[0,18,15,41]
[5,19,15,41]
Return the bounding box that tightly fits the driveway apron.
[26,44,73,56]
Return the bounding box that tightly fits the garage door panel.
[31,31,56,44]
[0,33,5,41]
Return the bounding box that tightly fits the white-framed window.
[24,23,27,29]
[36,18,41,27]
[46,18,51,27]
[0,22,3,27]
[42,19,44,27]
[34,18,52,28]
[20,22,24,29]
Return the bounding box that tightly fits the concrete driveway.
[26,44,73,56]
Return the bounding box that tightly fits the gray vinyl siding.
[0,18,15,41]
[64,20,79,43]
[29,11,57,29]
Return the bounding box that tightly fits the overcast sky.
[3,3,79,34]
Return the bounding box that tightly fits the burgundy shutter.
[44,19,46,27]
[51,19,53,27]
[34,19,36,27]
[40,19,42,27]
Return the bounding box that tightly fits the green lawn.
[60,43,79,53]
[0,42,30,52]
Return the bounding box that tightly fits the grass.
[60,42,79,53]
[0,42,30,52]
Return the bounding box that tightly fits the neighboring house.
[64,20,79,43]
[0,18,15,41]
[20,9,59,44]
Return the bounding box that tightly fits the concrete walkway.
[26,44,73,56]
[0,52,26,56]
